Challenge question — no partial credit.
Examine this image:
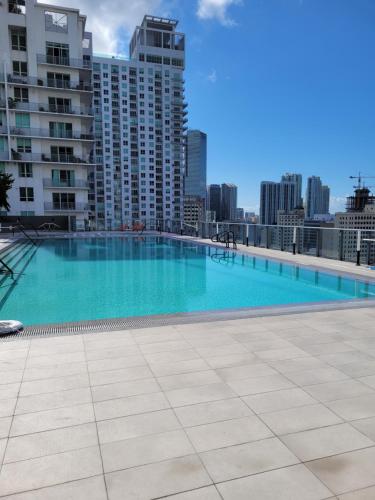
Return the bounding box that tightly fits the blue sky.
[46,0,375,213]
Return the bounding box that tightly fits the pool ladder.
[211,231,237,250]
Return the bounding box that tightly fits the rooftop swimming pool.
[1,236,374,326]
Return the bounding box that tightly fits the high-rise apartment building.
[281,173,302,209]
[335,187,375,263]
[221,183,237,221]
[91,16,186,230]
[185,129,206,200]
[0,0,94,230]
[207,183,221,221]
[259,181,280,225]
[305,176,330,219]
[183,129,206,225]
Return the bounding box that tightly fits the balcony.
[37,54,92,70]
[44,202,89,212]
[4,100,93,116]
[8,127,94,141]
[43,179,89,189]
[6,74,93,92]
[9,150,94,164]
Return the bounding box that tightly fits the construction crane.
[349,172,375,190]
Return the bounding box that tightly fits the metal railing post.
[292,226,297,255]
[356,229,361,266]
[246,224,249,247]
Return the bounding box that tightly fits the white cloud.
[207,69,217,83]
[39,0,167,54]
[329,195,347,213]
[197,0,242,26]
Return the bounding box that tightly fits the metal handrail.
[15,225,37,245]
[0,257,14,279]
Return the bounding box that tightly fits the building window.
[51,169,74,186]
[16,138,31,152]
[20,211,35,216]
[12,61,27,76]
[48,97,71,113]
[10,28,27,51]
[8,0,25,14]
[52,192,75,209]
[19,187,34,202]
[45,11,68,33]
[49,122,72,138]
[14,87,28,102]
[46,42,69,65]
[18,163,32,177]
[15,112,30,128]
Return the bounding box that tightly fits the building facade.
[305,176,330,219]
[207,183,221,221]
[0,0,94,230]
[259,181,280,225]
[185,129,206,200]
[91,16,186,230]
[280,173,303,210]
[221,183,237,221]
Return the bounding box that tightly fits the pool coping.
[1,233,374,341]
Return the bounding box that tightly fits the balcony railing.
[4,100,93,116]
[9,150,94,164]
[37,54,92,69]
[197,222,375,266]
[43,179,89,189]
[8,127,94,141]
[6,74,93,92]
[44,202,89,212]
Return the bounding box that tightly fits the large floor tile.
[166,383,236,407]
[216,363,277,382]
[94,392,170,420]
[326,394,375,421]
[281,423,374,461]
[10,403,95,436]
[4,422,98,463]
[0,475,108,500]
[143,349,199,365]
[175,397,253,427]
[284,367,349,386]
[97,408,181,443]
[105,455,212,500]
[89,365,153,386]
[227,374,296,397]
[158,370,221,391]
[0,446,103,496]
[261,404,342,435]
[101,429,194,472]
[304,380,374,403]
[185,415,272,452]
[19,373,90,397]
[242,387,316,414]
[217,463,332,500]
[22,362,87,382]
[149,358,210,377]
[91,377,159,402]
[15,387,92,415]
[87,354,145,373]
[200,437,299,482]
[306,447,375,495]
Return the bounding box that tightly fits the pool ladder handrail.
[0,257,14,279]
[211,230,238,250]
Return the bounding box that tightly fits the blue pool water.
[1,236,374,326]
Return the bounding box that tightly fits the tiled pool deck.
[1,307,375,499]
